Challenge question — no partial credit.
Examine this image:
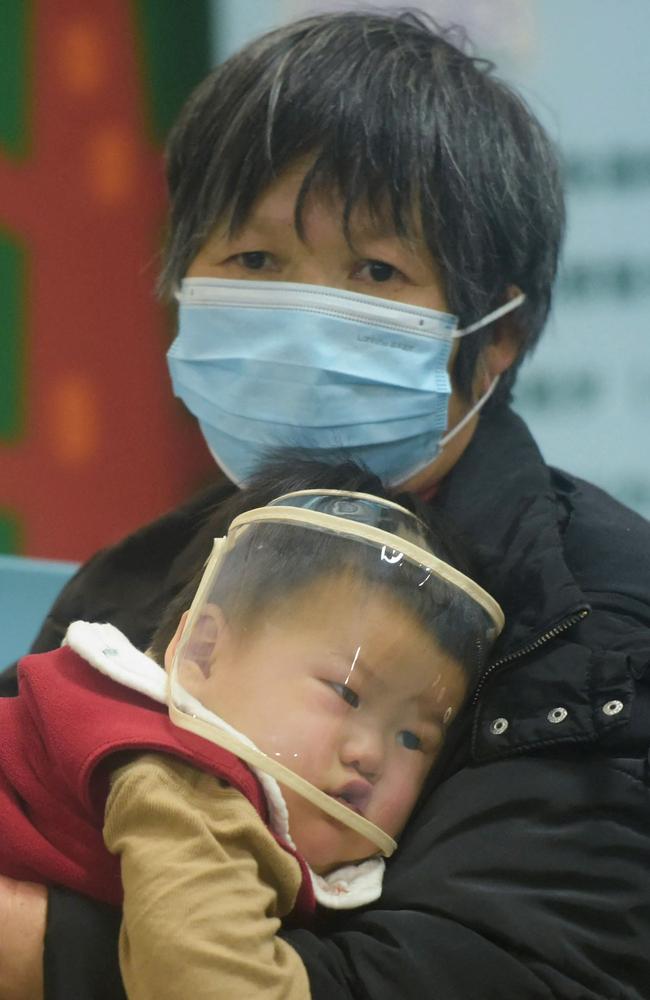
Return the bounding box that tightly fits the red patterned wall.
[0,0,215,560]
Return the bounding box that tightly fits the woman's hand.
[0,874,46,1000]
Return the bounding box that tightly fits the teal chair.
[0,554,79,667]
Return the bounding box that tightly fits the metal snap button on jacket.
[547,707,568,724]
[489,717,509,736]
[602,699,624,716]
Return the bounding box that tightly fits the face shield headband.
[167,490,504,859]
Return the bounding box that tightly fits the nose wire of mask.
[168,280,525,486]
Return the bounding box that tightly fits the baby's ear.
[164,604,227,681]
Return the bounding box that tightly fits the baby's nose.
[340,725,386,782]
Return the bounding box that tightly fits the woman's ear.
[479,285,524,388]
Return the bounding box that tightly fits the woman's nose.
[283,261,335,286]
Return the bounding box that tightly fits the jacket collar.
[437,407,588,660]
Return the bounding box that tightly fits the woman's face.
[185,162,482,491]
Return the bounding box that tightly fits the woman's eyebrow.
[347,218,398,240]
[227,218,282,239]
[225,208,296,241]
[346,225,429,264]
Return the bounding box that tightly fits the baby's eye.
[357,260,401,283]
[397,730,423,751]
[328,682,360,708]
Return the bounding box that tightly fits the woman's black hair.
[149,453,494,684]
[159,10,565,405]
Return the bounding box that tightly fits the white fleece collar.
[64,621,384,909]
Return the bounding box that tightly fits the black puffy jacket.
[4,407,650,1000]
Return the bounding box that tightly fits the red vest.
[0,647,315,915]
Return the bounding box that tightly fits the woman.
[2,12,650,1000]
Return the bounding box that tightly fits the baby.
[0,460,502,1000]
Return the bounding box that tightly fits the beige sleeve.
[103,753,311,1000]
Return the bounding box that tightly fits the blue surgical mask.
[168,279,524,486]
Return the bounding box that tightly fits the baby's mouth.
[329,780,372,817]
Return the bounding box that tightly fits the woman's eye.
[397,730,423,751]
[329,682,360,708]
[358,260,400,283]
[237,251,270,270]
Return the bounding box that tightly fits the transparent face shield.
[168,491,503,864]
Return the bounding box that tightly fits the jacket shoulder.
[30,481,236,655]
[550,467,650,616]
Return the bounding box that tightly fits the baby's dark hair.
[159,10,565,406]
[150,453,496,684]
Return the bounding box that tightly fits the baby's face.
[186,573,467,874]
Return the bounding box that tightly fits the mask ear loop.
[439,292,525,449]
[456,292,526,336]
[438,373,500,449]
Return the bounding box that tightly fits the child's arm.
[103,753,311,1000]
